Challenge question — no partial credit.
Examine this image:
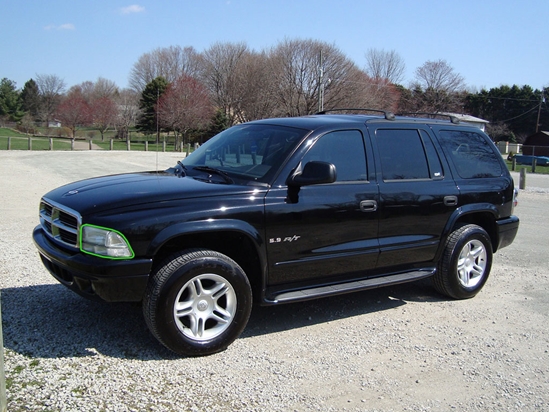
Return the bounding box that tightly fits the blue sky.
[2,0,548,92]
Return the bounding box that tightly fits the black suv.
[33,111,519,356]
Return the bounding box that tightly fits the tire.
[434,224,493,299]
[143,249,252,356]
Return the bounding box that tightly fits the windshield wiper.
[166,161,187,177]
[192,166,234,184]
[176,161,187,177]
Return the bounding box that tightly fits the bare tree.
[267,39,321,116]
[129,45,201,92]
[365,48,406,85]
[268,39,387,116]
[409,60,467,113]
[55,88,91,137]
[66,78,120,140]
[198,42,251,126]
[328,70,401,112]
[413,59,465,92]
[90,96,118,141]
[234,50,277,122]
[114,88,140,141]
[93,77,118,98]
[73,78,119,101]
[157,75,213,148]
[35,74,66,126]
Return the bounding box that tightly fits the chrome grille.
[39,198,81,249]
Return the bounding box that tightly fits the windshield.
[183,124,309,184]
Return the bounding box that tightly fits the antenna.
[156,87,160,172]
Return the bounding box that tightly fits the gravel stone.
[1,151,548,411]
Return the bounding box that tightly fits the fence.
[1,135,197,154]
[522,145,549,157]
[496,141,522,155]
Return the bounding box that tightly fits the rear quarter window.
[438,130,503,178]
[375,129,442,181]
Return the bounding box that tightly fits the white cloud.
[44,23,75,31]
[120,5,145,14]
[58,23,75,30]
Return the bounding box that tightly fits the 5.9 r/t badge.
[269,235,301,244]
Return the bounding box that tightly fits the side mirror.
[288,161,337,186]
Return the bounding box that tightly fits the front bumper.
[33,225,152,302]
[496,215,520,251]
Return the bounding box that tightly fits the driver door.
[264,129,380,287]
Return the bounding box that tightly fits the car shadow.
[1,279,444,360]
[242,278,441,339]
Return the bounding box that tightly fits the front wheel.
[434,224,493,299]
[143,249,252,356]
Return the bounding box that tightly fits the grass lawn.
[0,127,186,152]
[93,139,182,152]
[506,160,549,175]
[0,134,72,150]
[0,127,29,137]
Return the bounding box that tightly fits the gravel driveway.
[1,151,548,411]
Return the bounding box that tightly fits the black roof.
[247,112,467,131]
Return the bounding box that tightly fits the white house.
[442,113,489,132]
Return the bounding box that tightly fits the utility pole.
[536,91,545,133]
[318,50,324,113]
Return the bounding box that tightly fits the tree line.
[1,39,547,145]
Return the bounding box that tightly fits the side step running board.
[270,270,435,304]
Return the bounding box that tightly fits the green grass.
[0,127,187,152]
[1,133,192,153]
[93,140,191,153]
[0,135,73,150]
[506,160,549,175]
[0,127,29,137]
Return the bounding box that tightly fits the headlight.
[80,224,134,259]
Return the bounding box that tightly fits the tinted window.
[420,130,444,179]
[376,129,430,180]
[438,130,502,178]
[301,130,367,181]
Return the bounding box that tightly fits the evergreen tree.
[21,79,40,119]
[137,76,169,134]
[205,109,230,139]
[0,78,24,121]
[465,85,548,139]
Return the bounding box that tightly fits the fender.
[435,202,500,261]
[147,218,268,276]
[148,218,265,253]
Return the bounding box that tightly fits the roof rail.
[396,112,460,124]
[316,108,395,120]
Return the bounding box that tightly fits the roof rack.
[315,108,395,121]
[396,112,460,124]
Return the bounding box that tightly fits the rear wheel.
[434,224,493,299]
[143,249,252,356]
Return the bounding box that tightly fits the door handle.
[360,200,378,212]
[444,195,458,206]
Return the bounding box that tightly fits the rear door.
[368,124,460,269]
[432,126,514,219]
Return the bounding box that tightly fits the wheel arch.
[147,220,267,301]
[438,205,499,260]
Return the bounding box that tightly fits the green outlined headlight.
[80,224,134,259]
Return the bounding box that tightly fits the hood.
[43,171,259,215]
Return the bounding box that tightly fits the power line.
[493,103,541,124]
